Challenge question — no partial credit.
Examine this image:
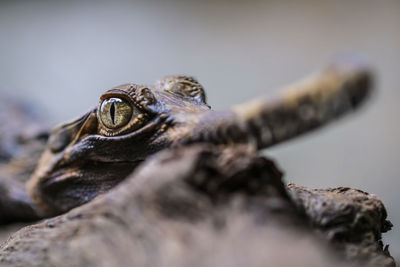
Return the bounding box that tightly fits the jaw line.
[58,114,170,165]
[42,159,144,187]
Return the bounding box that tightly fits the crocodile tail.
[188,60,373,149]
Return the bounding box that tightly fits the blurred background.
[0,0,399,259]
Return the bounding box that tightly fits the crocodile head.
[28,61,373,216]
[27,75,213,215]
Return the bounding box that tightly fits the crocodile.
[0,60,372,223]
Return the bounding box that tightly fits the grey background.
[1,0,399,259]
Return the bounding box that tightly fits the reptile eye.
[100,98,132,129]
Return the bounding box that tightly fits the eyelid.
[100,91,132,103]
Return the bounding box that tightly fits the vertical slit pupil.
[110,102,115,124]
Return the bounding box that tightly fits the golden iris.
[100,98,132,129]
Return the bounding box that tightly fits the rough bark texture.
[288,184,394,267]
[0,145,394,267]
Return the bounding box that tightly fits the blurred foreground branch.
[0,144,394,267]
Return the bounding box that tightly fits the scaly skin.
[1,60,372,221]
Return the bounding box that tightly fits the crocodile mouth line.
[41,159,144,187]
